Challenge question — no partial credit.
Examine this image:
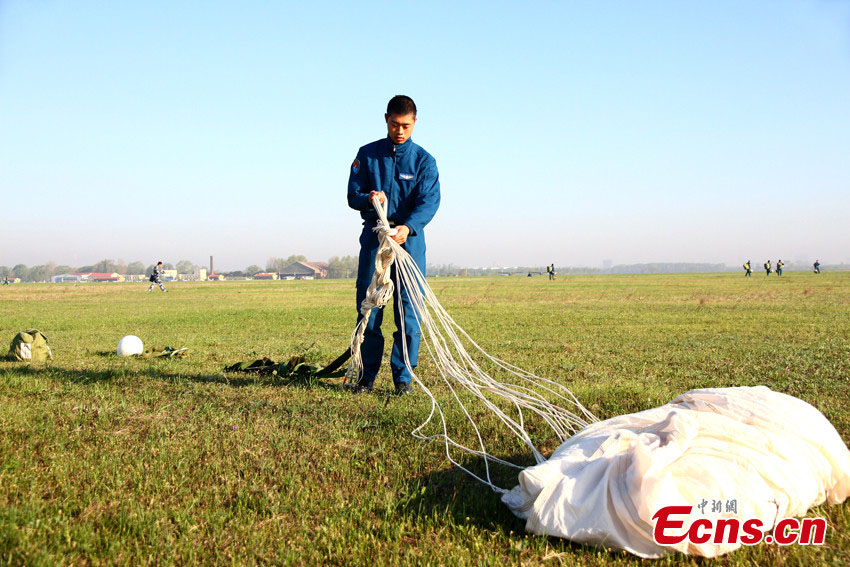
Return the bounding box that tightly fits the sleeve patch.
[351,159,360,174]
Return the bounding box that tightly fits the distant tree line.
[327,256,358,278]
[0,254,356,282]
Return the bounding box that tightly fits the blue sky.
[2,1,848,270]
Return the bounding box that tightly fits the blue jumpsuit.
[347,135,441,387]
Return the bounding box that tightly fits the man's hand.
[369,191,386,205]
[392,225,410,245]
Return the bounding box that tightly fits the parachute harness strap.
[347,196,598,492]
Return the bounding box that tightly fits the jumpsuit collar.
[386,135,413,156]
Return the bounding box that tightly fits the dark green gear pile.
[225,356,323,378]
[224,349,350,379]
[142,346,191,358]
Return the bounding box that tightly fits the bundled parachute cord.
[348,196,598,492]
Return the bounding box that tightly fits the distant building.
[176,269,207,282]
[253,272,279,280]
[52,273,85,283]
[208,273,225,281]
[52,272,124,283]
[279,261,329,280]
[90,273,124,282]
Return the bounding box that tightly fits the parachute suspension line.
[347,197,598,492]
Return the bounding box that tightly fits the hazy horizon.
[2,2,848,272]
[2,257,843,276]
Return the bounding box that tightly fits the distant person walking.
[776,259,784,276]
[743,260,752,277]
[763,260,771,276]
[814,259,821,274]
[2,275,8,285]
[147,261,167,292]
[548,263,556,281]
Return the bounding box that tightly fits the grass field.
[1,272,849,566]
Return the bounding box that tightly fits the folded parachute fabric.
[502,386,850,558]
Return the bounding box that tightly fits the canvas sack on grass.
[9,329,53,363]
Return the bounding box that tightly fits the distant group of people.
[743,259,822,276]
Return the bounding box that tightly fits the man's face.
[385,112,416,145]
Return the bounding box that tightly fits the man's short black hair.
[387,95,417,117]
[157,261,163,265]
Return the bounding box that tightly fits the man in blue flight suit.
[346,95,441,395]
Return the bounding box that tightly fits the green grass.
[1,272,849,566]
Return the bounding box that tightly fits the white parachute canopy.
[502,386,850,558]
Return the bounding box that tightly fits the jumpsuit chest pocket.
[396,172,416,200]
